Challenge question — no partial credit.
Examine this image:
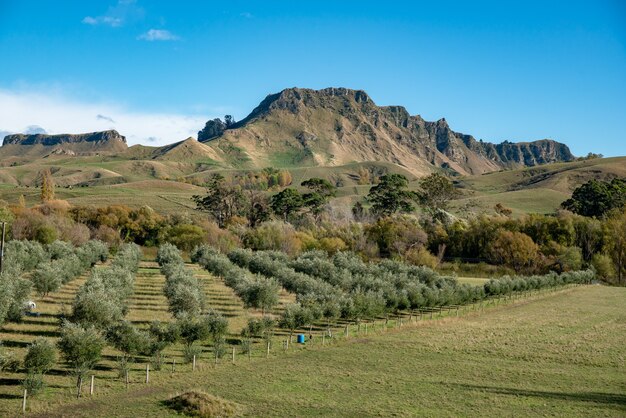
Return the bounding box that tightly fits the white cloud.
[0,89,210,146]
[138,29,179,41]
[82,0,143,28]
[82,15,123,27]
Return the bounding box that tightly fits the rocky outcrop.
[3,130,127,146]
[1,130,128,158]
[200,87,575,175]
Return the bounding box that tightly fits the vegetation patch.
[164,391,243,418]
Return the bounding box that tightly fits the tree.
[57,321,105,398]
[604,210,626,285]
[241,277,280,315]
[246,190,271,227]
[193,174,247,227]
[23,338,56,395]
[488,230,539,273]
[417,173,457,217]
[166,224,206,252]
[40,169,55,202]
[366,174,418,217]
[24,338,56,375]
[279,304,312,342]
[106,321,151,378]
[561,178,626,218]
[301,178,336,216]
[31,264,62,297]
[270,188,303,221]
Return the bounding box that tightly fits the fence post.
[322,332,325,346]
[146,364,149,384]
[192,355,196,371]
[232,347,236,364]
[90,375,95,395]
[125,370,129,390]
[344,324,349,338]
[266,340,271,357]
[22,388,27,413]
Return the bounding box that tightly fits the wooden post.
[172,359,176,373]
[365,323,368,334]
[266,340,270,358]
[344,324,349,338]
[90,375,94,395]
[22,388,27,413]
[322,332,325,346]
[232,347,235,364]
[125,370,129,389]
[146,364,150,383]
[456,306,459,317]
[192,355,196,371]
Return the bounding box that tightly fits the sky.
[0,0,625,155]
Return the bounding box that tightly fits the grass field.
[1,266,624,417]
[3,156,623,216]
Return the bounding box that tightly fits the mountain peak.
[197,87,575,175]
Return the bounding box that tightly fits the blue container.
[297,334,305,344]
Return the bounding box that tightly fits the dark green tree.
[561,178,626,218]
[301,178,336,216]
[417,173,457,216]
[193,174,247,227]
[270,188,304,221]
[366,174,418,217]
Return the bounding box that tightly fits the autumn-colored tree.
[277,170,293,187]
[488,229,539,273]
[40,170,55,202]
[604,210,626,285]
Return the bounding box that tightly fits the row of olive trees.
[192,245,281,315]
[0,240,108,328]
[71,243,142,330]
[230,249,597,331]
[31,240,109,297]
[157,243,206,317]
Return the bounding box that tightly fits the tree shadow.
[453,383,626,409]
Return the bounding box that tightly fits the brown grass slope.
[201,87,574,176]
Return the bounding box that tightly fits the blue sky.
[0,0,624,155]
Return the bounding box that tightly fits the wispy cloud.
[0,88,209,146]
[240,12,254,19]
[137,29,179,41]
[96,114,115,123]
[82,15,123,27]
[82,0,143,28]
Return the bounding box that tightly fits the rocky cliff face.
[1,130,128,158]
[199,87,575,175]
[3,130,127,146]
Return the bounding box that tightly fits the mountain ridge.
[198,87,575,175]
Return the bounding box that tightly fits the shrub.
[404,246,439,269]
[57,321,105,397]
[24,338,56,375]
[164,391,243,418]
[592,254,615,281]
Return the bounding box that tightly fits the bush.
[592,254,615,281]
[405,246,439,269]
[164,391,243,418]
[23,373,45,396]
[24,338,56,375]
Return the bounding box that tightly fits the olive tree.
[57,321,105,398]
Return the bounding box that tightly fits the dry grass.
[164,391,243,418]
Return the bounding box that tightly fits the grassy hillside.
[3,284,623,417]
[0,154,623,215]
